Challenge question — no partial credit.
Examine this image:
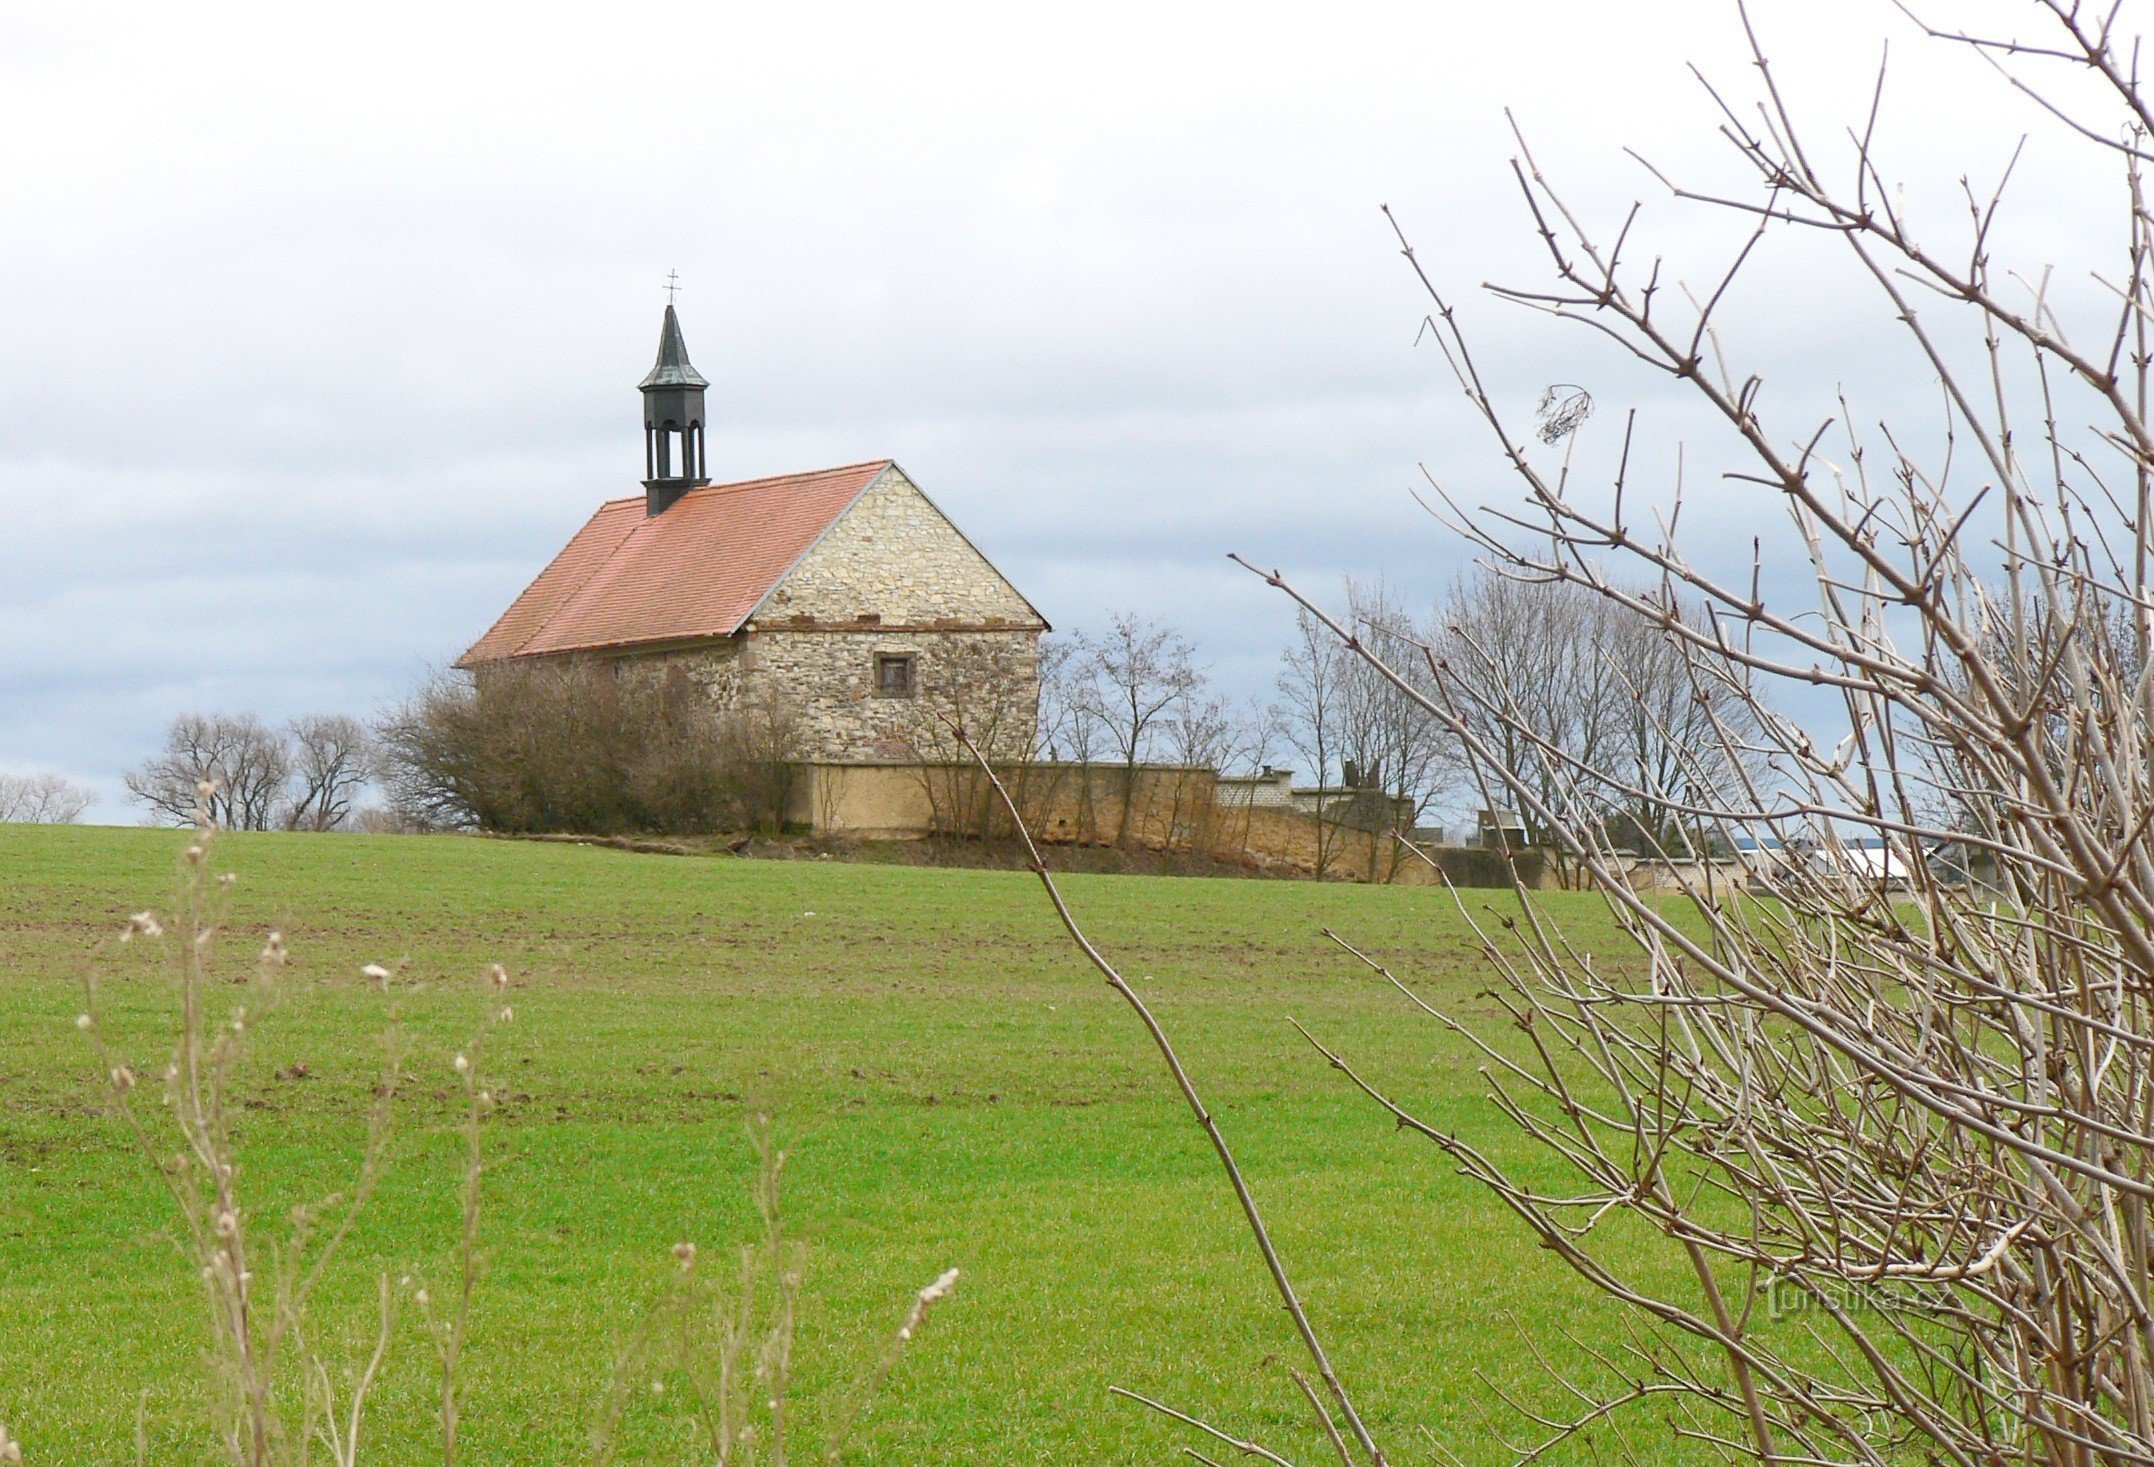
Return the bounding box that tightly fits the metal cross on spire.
[664,269,681,305]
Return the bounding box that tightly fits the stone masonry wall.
[630,640,744,701]
[750,628,1039,762]
[605,624,1039,764]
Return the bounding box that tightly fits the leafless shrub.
[921,6,2154,1462]
[349,804,429,835]
[371,673,492,831]
[0,771,95,824]
[375,662,801,836]
[1203,3,2154,1460]
[711,683,804,836]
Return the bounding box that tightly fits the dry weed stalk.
[589,1123,959,1466]
[71,782,508,1466]
[19,788,956,1465]
[1214,2,2154,1461]
[409,961,514,1465]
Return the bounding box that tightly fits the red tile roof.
[457,460,895,665]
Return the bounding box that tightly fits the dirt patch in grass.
[490,828,1307,880]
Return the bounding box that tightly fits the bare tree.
[1214,697,1289,858]
[1425,573,1766,880]
[1336,576,1448,827]
[1162,684,1240,772]
[1033,633,1109,840]
[1431,574,1625,853]
[1032,634,1088,762]
[1610,595,1772,857]
[1156,683,1241,849]
[1275,608,1349,875]
[220,719,291,832]
[1208,7,2154,1462]
[125,714,292,831]
[124,715,229,827]
[0,771,95,824]
[282,715,374,832]
[893,639,1044,838]
[1068,615,1203,846]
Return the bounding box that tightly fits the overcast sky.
[0,1,2124,821]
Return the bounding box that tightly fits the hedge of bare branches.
[375,662,801,836]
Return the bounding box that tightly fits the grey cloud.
[0,0,2122,823]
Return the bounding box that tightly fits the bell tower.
[640,283,710,514]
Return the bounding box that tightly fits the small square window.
[875,653,915,697]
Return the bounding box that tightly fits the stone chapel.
[457,303,1048,762]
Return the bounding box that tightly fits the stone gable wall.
[755,467,1040,627]
[744,464,1041,760]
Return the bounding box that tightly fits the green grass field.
[0,826,1688,1463]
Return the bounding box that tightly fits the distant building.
[457,303,1048,761]
[1733,834,1930,893]
[1478,808,1527,849]
[1215,764,1413,832]
[1214,767,1297,808]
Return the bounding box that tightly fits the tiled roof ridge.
[590,458,897,512]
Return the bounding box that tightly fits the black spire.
[639,303,709,391]
[640,295,710,514]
